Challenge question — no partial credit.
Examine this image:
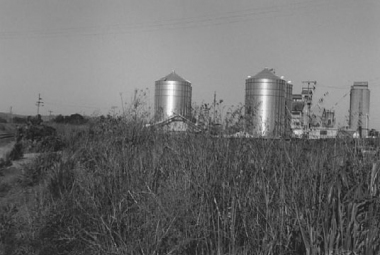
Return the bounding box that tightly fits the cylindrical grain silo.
[154,71,192,121]
[285,81,293,136]
[349,82,370,137]
[245,68,286,137]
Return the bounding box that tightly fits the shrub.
[8,142,23,161]
[53,113,88,125]
[0,158,11,169]
[0,182,11,195]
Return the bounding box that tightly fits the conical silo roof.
[157,71,189,83]
[250,68,282,80]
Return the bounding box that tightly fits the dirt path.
[0,141,39,204]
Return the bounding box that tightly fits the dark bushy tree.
[13,117,27,124]
[53,114,87,125]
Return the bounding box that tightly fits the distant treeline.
[1,113,88,125]
[0,117,7,123]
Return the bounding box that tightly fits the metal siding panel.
[154,79,192,121]
[349,86,370,136]
[245,78,286,137]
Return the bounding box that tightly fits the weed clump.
[0,142,23,169]
[0,158,11,169]
[8,142,23,161]
[20,152,61,187]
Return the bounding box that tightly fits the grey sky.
[0,0,379,128]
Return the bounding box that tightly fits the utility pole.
[9,106,12,123]
[49,110,53,121]
[119,92,125,115]
[133,89,138,120]
[302,81,317,104]
[213,91,216,123]
[36,93,44,115]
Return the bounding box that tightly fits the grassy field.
[1,116,379,254]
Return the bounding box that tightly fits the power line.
[43,100,104,110]
[0,0,346,39]
[316,81,351,90]
[331,92,349,110]
[317,85,349,90]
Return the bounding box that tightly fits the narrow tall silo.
[349,82,370,137]
[285,81,293,136]
[154,71,192,121]
[245,68,287,137]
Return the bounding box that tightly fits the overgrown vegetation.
[15,118,64,153]
[1,114,380,254]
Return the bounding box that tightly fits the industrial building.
[290,85,315,138]
[290,81,338,139]
[300,83,315,130]
[146,114,200,133]
[290,94,305,137]
[349,82,370,137]
[321,109,335,128]
[308,128,338,139]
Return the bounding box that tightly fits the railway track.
[0,133,15,140]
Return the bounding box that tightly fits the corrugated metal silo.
[349,82,370,137]
[245,68,286,137]
[154,71,192,121]
[285,81,293,136]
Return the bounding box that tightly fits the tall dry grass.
[1,115,380,254]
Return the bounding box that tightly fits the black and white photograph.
[0,0,379,254]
